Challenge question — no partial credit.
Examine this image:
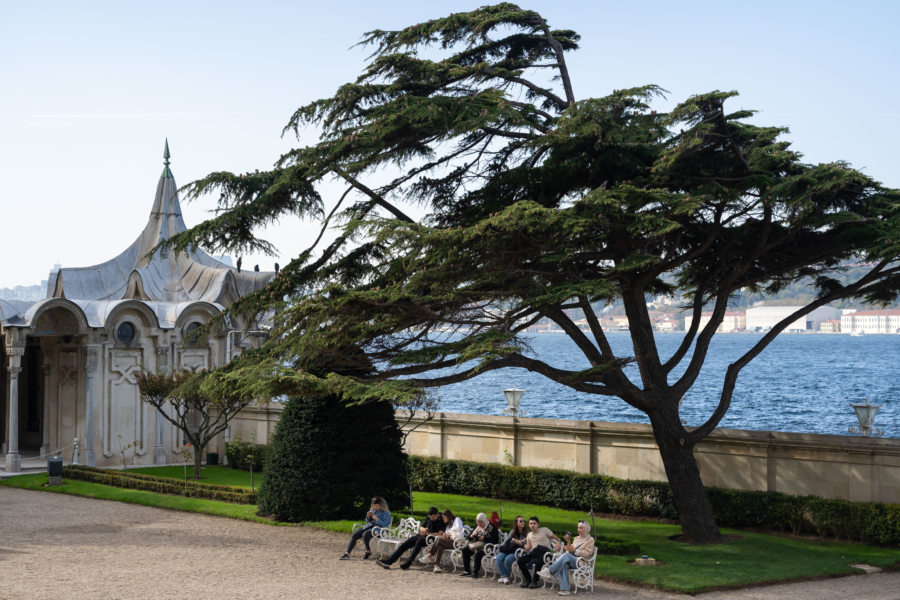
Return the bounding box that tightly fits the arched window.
[184,321,206,347]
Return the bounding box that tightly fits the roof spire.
[162,139,172,178]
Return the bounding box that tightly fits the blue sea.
[434,332,900,439]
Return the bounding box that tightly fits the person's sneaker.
[433,565,443,573]
[459,571,471,577]
[497,577,509,584]
[399,563,410,571]
[375,559,391,570]
[538,567,552,579]
[528,582,539,589]
[558,592,571,596]
[363,552,371,560]
[340,553,350,560]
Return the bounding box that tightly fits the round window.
[116,322,136,345]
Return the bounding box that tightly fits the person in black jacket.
[375,507,446,570]
[459,512,499,578]
[495,515,528,584]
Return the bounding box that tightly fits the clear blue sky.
[1,0,897,289]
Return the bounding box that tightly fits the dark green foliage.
[225,439,268,472]
[62,465,256,504]
[409,455,676,518]
[165,3,900,542]
[594,535,641,556]
[257,395,410,522]
[409,457,900,546]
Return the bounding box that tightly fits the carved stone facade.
[0,145,273,471]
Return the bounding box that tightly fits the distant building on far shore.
[819,319,841,333]
[745,305,841,332]
[683,311,746,333]
[841,309,900,334]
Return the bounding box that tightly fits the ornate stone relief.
[180,350,209,372]
[104,349,146,458]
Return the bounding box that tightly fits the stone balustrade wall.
[223,405,900,504]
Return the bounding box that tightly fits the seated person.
[375,507,445,570]
[460,512,499,578]
[495,515,528,584]
[538,520,595,596]
[427,509,465,572]
[516,516,559,588]
[341,496,391,560]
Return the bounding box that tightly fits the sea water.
[434,332,900,438]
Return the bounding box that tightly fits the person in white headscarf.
[538,520,595,596]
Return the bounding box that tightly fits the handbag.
[466,540,485,551]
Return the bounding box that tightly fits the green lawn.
[128,465,264,489]
[3,469,898,593]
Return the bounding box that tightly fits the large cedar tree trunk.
[650,414,723,544]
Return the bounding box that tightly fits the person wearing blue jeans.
[340,496,392,560]
[494,515,527,584]
[540,520,595,596]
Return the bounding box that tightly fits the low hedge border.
[408,456,900,546]
[62,465,257,504]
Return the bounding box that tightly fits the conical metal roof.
[47,142,273,306]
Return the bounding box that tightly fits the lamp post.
[849,397,884,437]
[502,388,526,417]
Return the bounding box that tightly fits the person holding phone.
[538,520,595,595]
[340,496,391,560]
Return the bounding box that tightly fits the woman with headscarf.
[538,520,595,596]
[460,512,499,578]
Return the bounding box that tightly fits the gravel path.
[1,486,897,600]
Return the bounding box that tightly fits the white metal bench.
[423,525,471,572]
[510,546,555,585]
[540,547,598,594]
[480,531,509,580]
[371,516,420,559]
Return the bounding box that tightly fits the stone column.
[39,364,52,457]
[154,345,168,465]
[84,346,99,467]
[5,346,25,472]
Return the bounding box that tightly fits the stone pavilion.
[0,143,273,471]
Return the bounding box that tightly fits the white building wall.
[746,305,840,332]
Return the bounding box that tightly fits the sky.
[1,0,898,290]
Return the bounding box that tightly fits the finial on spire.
[163,138,171,167]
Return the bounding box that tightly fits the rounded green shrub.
[257,395,409,522]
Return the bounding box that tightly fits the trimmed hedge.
[408,456,900,546]
[258,394,410,522]
[225,439,268,472]
[62,465,257,504]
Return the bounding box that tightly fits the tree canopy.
[166,4,900,542]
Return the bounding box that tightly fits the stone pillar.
[83,346,98,467]
[5,346,25,472]
[154,345,168,465]
[39,364,51,457]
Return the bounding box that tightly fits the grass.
[414,491,900,591]
[3,469,899,593]
[128,465,264,489]
[1,472,269,523]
